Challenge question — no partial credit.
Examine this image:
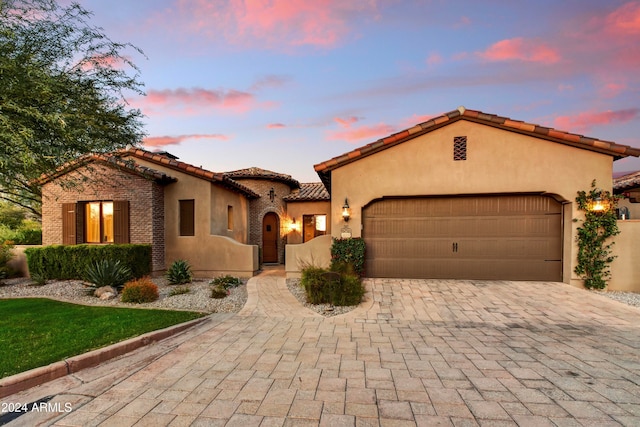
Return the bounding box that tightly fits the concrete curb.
[0,317,209,399]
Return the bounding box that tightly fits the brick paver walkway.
[5,268,640,426]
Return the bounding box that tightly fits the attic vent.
[453,136,467,161]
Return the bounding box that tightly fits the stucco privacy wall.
[41,163,166,271]
[328,120,613,285]
[609,220,640,292]
[128,156,257,276]
[285,234,332,278]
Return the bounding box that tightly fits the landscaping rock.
[95,286,117,299]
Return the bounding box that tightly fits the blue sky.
[79,0,640,182]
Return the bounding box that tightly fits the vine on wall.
[573,180,620,289]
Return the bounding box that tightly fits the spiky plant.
[166,259,193,285]
[84,259,132,289]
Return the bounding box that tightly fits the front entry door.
[262,212,279,263]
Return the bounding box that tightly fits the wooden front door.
[262,212,279,263]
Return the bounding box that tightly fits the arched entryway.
[262,212,279,263]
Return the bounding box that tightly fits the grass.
[0,298,206,378]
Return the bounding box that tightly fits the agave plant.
[84,259,132,289]
[166,259,193,285]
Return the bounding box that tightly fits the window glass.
[85,201,114,243]
[102,202,114,243]
[179,200,195,236]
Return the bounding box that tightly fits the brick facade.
[233,179,294,264]
[42,163,166,272]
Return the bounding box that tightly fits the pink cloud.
[267,123,286,129]
[605,1,640,35]
[553,108,640,133]
[328,123,396,143]
[250,74,292,91]
[425,52,443,66]
[133,87,258,116]
[479,37,560,64]
[174,0,379,49]
[143,134,229,147]
[334,116,361,128]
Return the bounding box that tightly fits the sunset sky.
[78,0,640,182]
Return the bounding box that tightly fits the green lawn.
[0,298,205,378]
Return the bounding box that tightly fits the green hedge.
[25,244,152,280]
[300,266,365,306]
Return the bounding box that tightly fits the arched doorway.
[262,212,279,263]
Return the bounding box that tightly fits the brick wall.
[42,162,166,272]
[233,179,294,264]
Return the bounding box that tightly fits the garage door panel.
[363,195,563,281]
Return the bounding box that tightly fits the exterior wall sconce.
[269,187,275,202]
[288,217,299,232]
[342,198,351,222]
[587,196,611,214]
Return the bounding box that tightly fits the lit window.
[85,201,113,243]
[303,214,327,242]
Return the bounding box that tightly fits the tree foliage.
[574,180,620,290]
[0,0,146,215]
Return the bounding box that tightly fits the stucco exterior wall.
[609,220,640,292]
[285,201,331,245]
[41,163,166,271]
[328,120,614,284]
[617,197,640,220]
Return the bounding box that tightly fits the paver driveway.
[5,268,640,426]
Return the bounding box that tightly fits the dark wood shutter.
[113,200,130,244]
[179,200,195,236]
[62,203,77,245]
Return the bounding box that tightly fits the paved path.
[4,269,640,426]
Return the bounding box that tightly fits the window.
[302,214,327,242]
[179,199,195,236]
[453,136,467,161]
[85,201,114,243]
[227,205,234,230]
[61,201,129,245]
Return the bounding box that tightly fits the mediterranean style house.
[40,107,640,289]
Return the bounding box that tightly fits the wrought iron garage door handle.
[452,242,458,252]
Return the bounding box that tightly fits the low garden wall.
[609,220,640,292]
[285,234,332,279]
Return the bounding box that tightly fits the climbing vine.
[573,180,620,289]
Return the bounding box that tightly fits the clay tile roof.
[125,148,259,198]
[283,182,330,202]
[36,152,177,185]
[614,170,640,192]
[225,167,300,189]
[314,106,640,192]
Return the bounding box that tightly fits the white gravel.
[591,290,640,308]
[0,277,247,314]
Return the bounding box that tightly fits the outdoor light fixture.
[269,187,275,202]
[587,195,611,214]
[342,198,351,222]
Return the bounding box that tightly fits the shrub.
[166,259,193,285]
[84,259,132,289]
[210,275,241,289]
[210,285,228,299]
[169,286,190,296]
[300,266,365,306]
[121,277,159,303]
[25,244,151,281]
[330,238,366,276]
[0,242,15,281]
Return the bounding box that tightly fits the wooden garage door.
[362,195,562,281]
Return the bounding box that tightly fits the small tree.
[0,0,146,216]
[574,180,620,289]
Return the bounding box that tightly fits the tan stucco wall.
[609,221,640,292]
[617,197,640,220]
[285,201,331,245]
[129,157,257,274]
[328,120,614,284]
[285,234,332,278]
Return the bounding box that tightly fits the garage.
[362,194,562,281]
